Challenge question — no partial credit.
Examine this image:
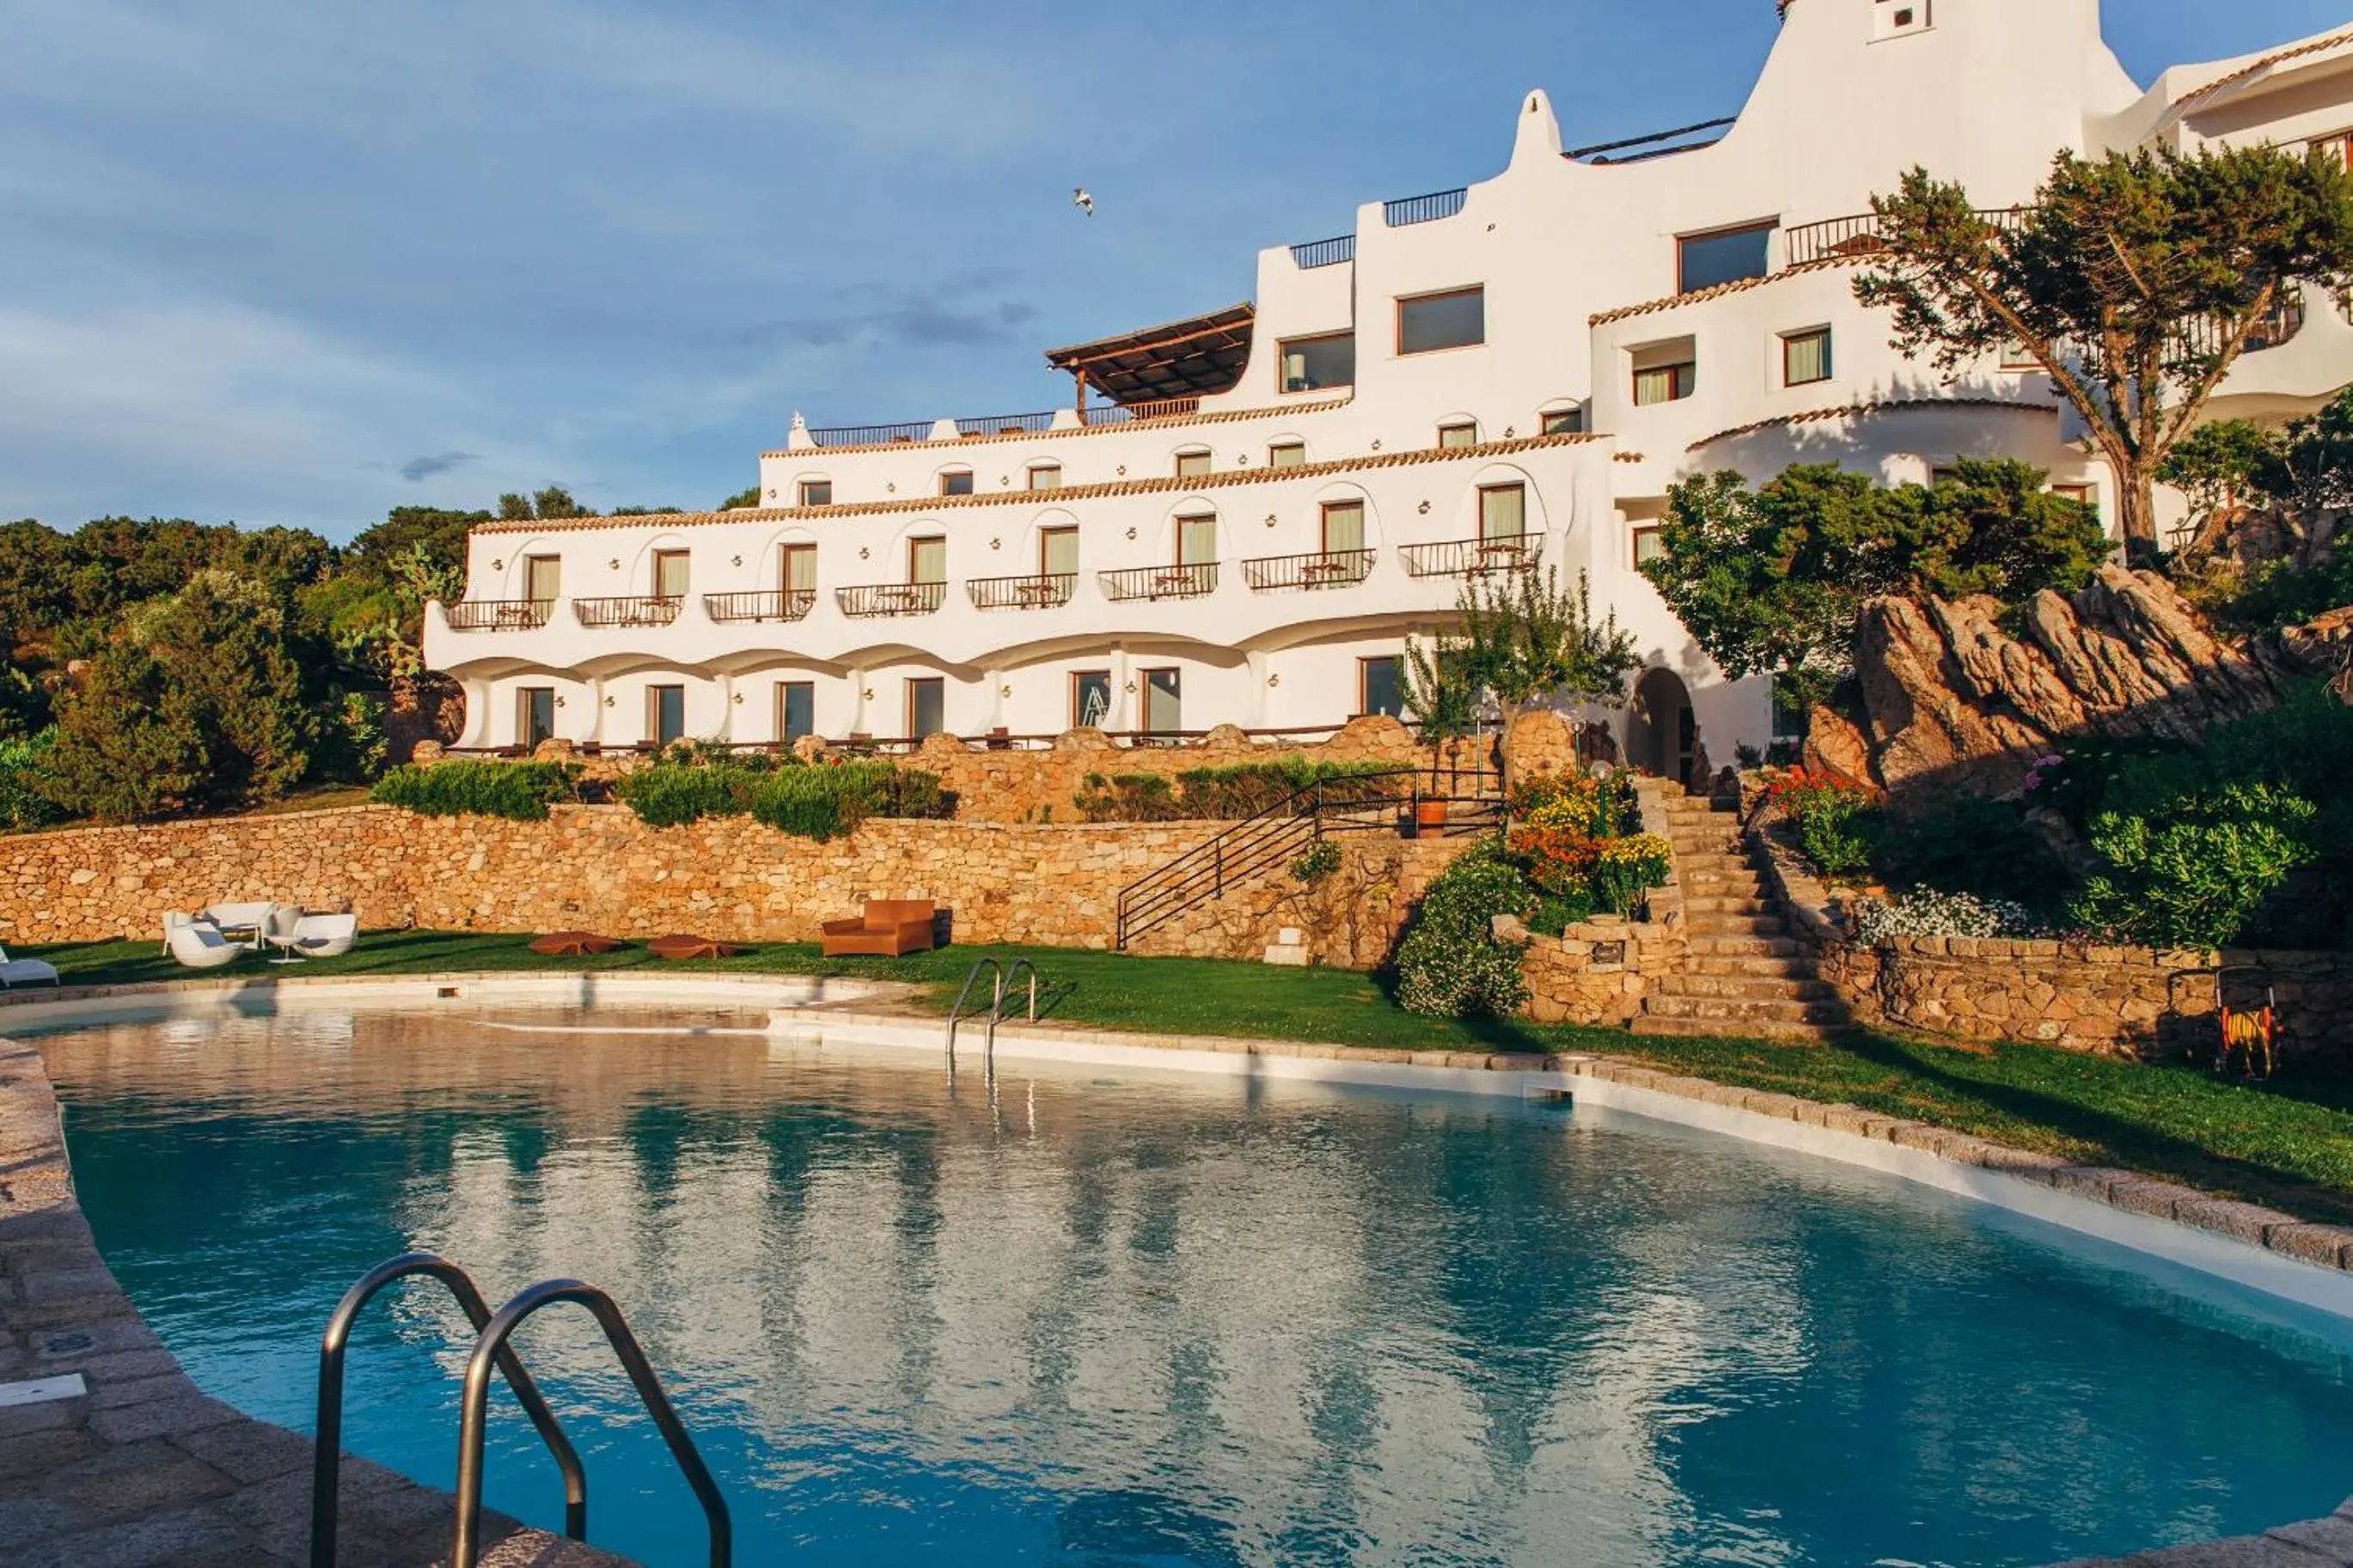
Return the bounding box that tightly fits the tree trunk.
[2118,467,2161,565]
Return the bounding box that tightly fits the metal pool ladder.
[310,1253,731,1568]
[944,957,1040,1069]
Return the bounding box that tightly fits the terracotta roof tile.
[759,395,1352,460]
[1588,255,1869,328]
[480,431,1605,537]
[1686,395,2057,453]
[2172,26,2353,114]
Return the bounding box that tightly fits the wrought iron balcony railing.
[1241,549,1374,593]
[1399,534,1543,578]
[1289,235,1355,269]
[1384,187,1467,228]
[807,419,932,448]
[573,595,682,628]
[445,599,552,632]
[967,572,1077,611]
[703,589,815,624]
[1782,207,2028,268]
[836,581,947,618]
[1099,562,1219,602]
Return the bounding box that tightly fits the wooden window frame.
[1038,525,1079,577]
[1540,407,1584,436]
[523,554,562,603]
[938,470,975,497]
[1320,499,1366,554]
[1357,655,1404,720]
[908,534,947,583]
[518,686,556,748]
[780,541,816,592]
[905,676,945,741]
[1139,666,1182,734]
[1632,362,1695,406]
[646,684,686,747]
[1070,669,1113,729]
[1675,220,1776,295]
[1477,482,1527,540]
[1026,463,1062,491]
[1632,527,1665,570]
[1268,441,1307,468]
[1781,327,1832,387]
[775,680,815,743]
[651,549,691,599]
[1174,511,1218,565]
[1395,286,1486,357]
[1174,448,1213,479]
[1436,420,1478,450]
[1276,331,1356,394]
[2313,130,2352,166]
[797,478,833,506]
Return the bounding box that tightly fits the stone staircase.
[1635,788,1855,1042]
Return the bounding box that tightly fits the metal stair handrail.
[311,1254,589,1568]
[452,1278,732,1568]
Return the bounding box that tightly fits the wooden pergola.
[1043,302,1256,414]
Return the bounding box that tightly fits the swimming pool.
[32,1003,2353,1567]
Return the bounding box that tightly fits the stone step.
[1674,852,1757,873]
[1686,954,1820,977]
[1630,1014,1845,1043]
[1656,973,1841,1002]
[1679,878,1767,899]
[1687,934,1802,957]
[1682,914,1792,937]
[1641,994,1853,1027]
[1683,896,1774,916]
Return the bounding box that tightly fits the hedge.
[614,758,946,840]
[370,761,581,821]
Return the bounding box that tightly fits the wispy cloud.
[400,451,479,482]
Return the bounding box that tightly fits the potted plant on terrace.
[1402,631,1476,833]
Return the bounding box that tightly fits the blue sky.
[0,0,2341,540]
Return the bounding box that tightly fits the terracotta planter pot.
[1415,800,1450,829]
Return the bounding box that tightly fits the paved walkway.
[0,1038,631,1568]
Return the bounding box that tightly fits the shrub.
[1290,839,1342,885]
[1770,769,1881,882]
[2070,784,2317,949]
[1592,833,1674,917]
[0,729,64,833]
[370,760,581,820]
[1852,888,2036,944]
[1074,772,1181,823]
[1506,772,1637,898]
[616,762,764,827]
[1392,843,1533,1019]
[745,761,944,841]
[1076,760,1399,822]
[1868,792,2068,907]
[308,691,390,786]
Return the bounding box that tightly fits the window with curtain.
[1040,527,1079,577]
[652,550,690,599]
[1321,500,1366,555]
[1782,328,1832,387]
[1397,288,1484,355]
[908,536,947,583]
[1142,668,1182,734]
[1175,450,1212,479]
[1438,422,1477,449]
[1177,514,1217,564]
[1028,464,1061,491]
[798,479,832,506]
[781,542,816,592]
[1633,362,1694,406]
[777,681,814,742]
[1541,407,1584,435]
[1478,484,1526,540]
[1633,528,1665,568]
[1268,442,1306,469]
[524,555,562,604]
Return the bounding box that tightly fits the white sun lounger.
[0,945,59,987]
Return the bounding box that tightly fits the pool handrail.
[310,1252,589,1568]
[989,959,1040,1057]
[451,1278,732,1568]
[944,957,1004,1064]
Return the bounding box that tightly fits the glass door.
[519,687,555,747]
[907,677,945,739]
[1142,668,1181,735]
[649,686,686,747]
[778,681,814,742]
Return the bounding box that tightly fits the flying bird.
[1073,187,1095,217]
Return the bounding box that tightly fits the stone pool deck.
[0,1038,633,1568]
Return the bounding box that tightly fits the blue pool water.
[32,1004,2353,1567]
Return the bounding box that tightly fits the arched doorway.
[1626,668,1696,787]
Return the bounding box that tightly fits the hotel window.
[1039,526,1079,578]
[939,470,975,497]
[1322,499,1366,555]
[1279,333,1355,393]
[1359,656,1404,719]
[1397,287,1485,355]
[2313,131,2352,166]
[781,542,817,595]
[907,677,945,740]
[1541,406,1585,436]
[1027,462,1062,491]
[1438,420,1478,450]
[1873,0,1930,40]
[1633,527,1665,570]
[523,554,562,605]
[1141,667,1183,735]
[2051,483,2099,522]
[908,535,947,584]
[647,685,686,747]
[1999,337,2042,372]
[1782,327,1832,387]
[518,687,555,749]
[1175,448,1212,479]
[1632,339,1696,406]
[1478,483,1526,540]
[1677,222,1775,293]
[797,478,832,506]
[1176,512,1218,565]
[652,549,690,599]
[1072,669,1113,729]
[776,680,815,743]
[1268,441,1307,469]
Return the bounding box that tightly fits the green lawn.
[22,930,2353,1224]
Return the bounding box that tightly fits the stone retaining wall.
[1518,778,1687,1026]
[0,802,1460,966]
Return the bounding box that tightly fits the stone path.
[0,1039,633,1568]
[2051,1500,2353,1566]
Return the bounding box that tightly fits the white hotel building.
[424,0,2353,783]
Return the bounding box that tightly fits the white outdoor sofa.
[0,946,59,988]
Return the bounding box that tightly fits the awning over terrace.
[1043,302,1256,407]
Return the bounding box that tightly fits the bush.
[1868,792,2068,907]
[308,691,390,786]
[615,762,766,827]
[1770,770,1881,882]
[1505,772,1638,898]
[1290,839,1342,885]
[1593,833,1674,917]
[746,762,944,841]
[1075,760,1399,822]
[0,729,64,833]
[1392,842,1533,1019]
[1852,888,2037,944]
[1075,772,1181,823]
[371,760,580,821]
[2070,784,2317,949]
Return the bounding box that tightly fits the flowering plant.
[1765,767,1883,882]
[1850,888,2038,944]
[1593,833,1674,916]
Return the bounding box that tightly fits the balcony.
[807,419,934,448]
[2179,294,2308,359]
[1400,535,1543,578]
[1079,395,1203,427]
[574,595,682,629]
[1099,562,1219,602]
[704,589,814,624]
[836,581,947,619]
[445,599,552,632]
[1289,235,1355,269]
[956,411,1055,437]
[1241,549,1374,592]
[968,572,1077,611]
[1384,187,1467,228]
[1783,208,2027,267]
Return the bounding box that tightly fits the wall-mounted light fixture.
[999,684,1012,698]
[1125,527,1137,540]
[1264,514,1277,528]
[730,555,743,567]
[886,483,896,494]
[1268,673,1281,687]
[1418,501,1432,515]
[859,687,874,700]
[990,538,1001,550]
[1115,465,1127,476]
[603,695,615,708]
[490,558,504,571]
[1370,441,1383,452]
[553,696,566,708]
[859,546,871,559]
[731,692,743,705]
[608,558,620,570]
[1123,680,1137,693]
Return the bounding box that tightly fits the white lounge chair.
[0,945,59,988]
[168,922,242,970]
[204,901,277,949]
[292,912,358,958]
[263,905,307,964]
[162,911,206,956]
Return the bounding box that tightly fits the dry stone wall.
[0,802,1454,966]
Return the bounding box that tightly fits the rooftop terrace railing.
[808,419,934,448]
[956,411,1057,437]
[1289,235,1356,268]
[445,599,552,632]
[1081,395,1203,427]
[2176,292,2309,361]
[1383,188,1467,228]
